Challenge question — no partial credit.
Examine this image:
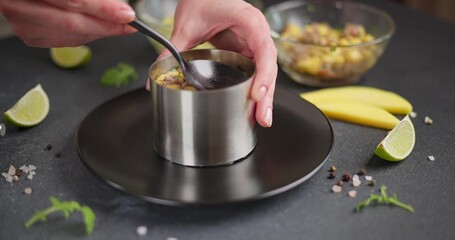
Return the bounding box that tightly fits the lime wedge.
[4,84,50,127]
[50,46,92,68]
[374,115,415,161]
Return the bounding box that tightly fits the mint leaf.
[25,197,96,235]
[100,62,138,87]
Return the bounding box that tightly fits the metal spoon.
[129,19,246,90]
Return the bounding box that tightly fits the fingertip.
[255,82,275,127]
[263,106,273,127]
[146,79,151,92]
[157,51,170,60]
[117,4,136,23]
[117,9,136,23]
[257,106,273,128]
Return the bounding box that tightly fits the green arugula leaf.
[80,206,96,234]
[25,197,96,235]
[100,62,138,87]
[355,185,414,213]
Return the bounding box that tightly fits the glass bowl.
[134,0,263,53]
[265,1,395,87]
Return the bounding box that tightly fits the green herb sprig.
[100,62,138,87]
[25,197,96,235]
[355,185,414,213]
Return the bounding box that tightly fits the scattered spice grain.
[336,180,344,186]
[428,156,435,161]
[24,187,32,195]
[328,172,336,179]
[5,175,13,183]
[46,144,53,150]
[368,179,376,186]
[348,190,357,198]
[8,165,16,176]
[332,185,342,193]
[352,175,361,187]
[329,165,337,172]
[342,173,352,182]
[136,226,147,236]
[424,116,433,125]
[357,169,366,176]
[0,123,5,137]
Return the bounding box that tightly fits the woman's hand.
[1,0,277,127]
[0,0,136,47]
[165,0,278,127]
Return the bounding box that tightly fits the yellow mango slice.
[300,86,412,114]
[315,101,400,130]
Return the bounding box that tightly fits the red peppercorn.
[342,173,352,182]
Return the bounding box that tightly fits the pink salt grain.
[332,185,342,193]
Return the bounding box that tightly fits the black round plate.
[76,88,333,206]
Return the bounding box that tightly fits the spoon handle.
[128,19,187,69]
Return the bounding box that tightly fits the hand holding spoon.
[129,19,246,90]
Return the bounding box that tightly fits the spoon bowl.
[185,60,247,89]
[129,19,247,90]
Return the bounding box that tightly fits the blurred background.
[0,0,454,40]
[388,0,455,23]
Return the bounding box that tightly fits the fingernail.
[254,86,267,102]
[146,80,151,92]
[264,107,273,127]
[118,8,136,22]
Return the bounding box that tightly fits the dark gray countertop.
[1,0,454,239]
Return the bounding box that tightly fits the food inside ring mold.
[155,68,198,91]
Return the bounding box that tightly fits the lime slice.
[374,115,415,161]
[4,84,50,127]
[50,46,92,68]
